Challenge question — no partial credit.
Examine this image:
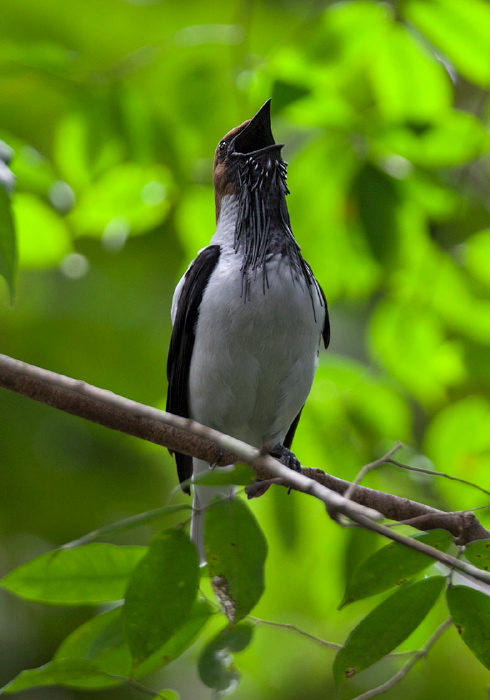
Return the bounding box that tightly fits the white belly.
[188,251,324,449]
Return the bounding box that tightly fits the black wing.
[283,407,303,450]
[166,245,221,492]
[319,283,330,349]
[284,282,329,449]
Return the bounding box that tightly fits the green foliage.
[198,622,254,692]
[61,503,192,548]
[0,658,111,695]
[446,586,490,671]
[55,599,213,688]
[339,530,453,607]
[205,498,268,624]
[1,0,490,698]
[0,188,16,299]
[122,528,200,665]
[406,0,490,86]
[464,539,490,571]
[334,576,446,683]
[0,544,146,605]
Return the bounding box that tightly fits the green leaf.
[340,530,453,607]
[446,585,490,671]
[271,79,310,111]
[334,576,446,683]
[122,527,200,665]
[464,539,490,571]
[425,397,490,484]
[204,498,267,623]
[150,597,213,667]
[0,658,109,694]
[0,544,146,605]
[466,229,490,288]
[352,164,400,265]
[370,22,450,121]
[376,111,489,168]
[55,598,212,689]
[70,162,173,237]
[0,187,17,300]
[406,0,490,87]
[369,300,464,405]
[82,608,125,660]
[190,464,255,487]
[14,193,72,268]
[61,504,191,549]
[198,621,254,691]
[342,528,379,588]
[53,110,116,190]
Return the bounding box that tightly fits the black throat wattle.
[233,154,317,304]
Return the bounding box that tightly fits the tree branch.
[1,353,490,582]
[352,618,453,700]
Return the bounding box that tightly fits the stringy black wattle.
[234,155,321,314]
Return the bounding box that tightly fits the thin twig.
[348,512,490,583]
[247,616,416,659]
[351,618,452,700]
[388,459,490,498]
[344,443,403,501]
[107,674,169,698]
[60,504,191,550]
[248,616,342,649]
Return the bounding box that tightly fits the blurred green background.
[1,0,490,697]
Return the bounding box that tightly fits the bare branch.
[301,468,490,545]
[351,618,452,700]
[1,353,490,582]
[0,353,230,464]
[248,616,342,650]
[388,458,490,498]
[344,442,403,500]
[248,616,427,660]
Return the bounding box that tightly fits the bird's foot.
[246,445,301,499]
[269,444,301,495]
[269,444,302,472]
[209,447,225,470]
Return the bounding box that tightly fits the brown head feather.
[213,120,250,221]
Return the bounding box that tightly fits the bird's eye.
[218,140,227,154]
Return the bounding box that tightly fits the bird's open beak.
[232,99,283,156]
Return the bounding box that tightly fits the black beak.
[232,99,283,156]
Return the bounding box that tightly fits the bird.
[166,99,329,561]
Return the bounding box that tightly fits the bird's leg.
[269,444,302,495]
[209,447,224,470]
[269,443,302,472]
[245,442,301,498]
[246,444,301,499]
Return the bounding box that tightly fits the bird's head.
[213,99,286,221]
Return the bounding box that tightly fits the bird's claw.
[209,447,224,470]
[269,444,302,472]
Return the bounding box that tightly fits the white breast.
[187,197,325,449]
